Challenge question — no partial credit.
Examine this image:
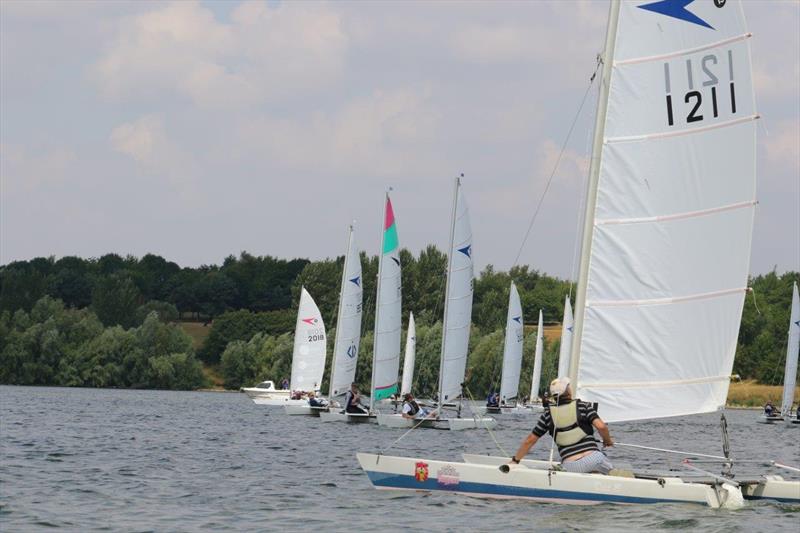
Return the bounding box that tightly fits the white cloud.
[0,143,77,194]
[92,1,347,108]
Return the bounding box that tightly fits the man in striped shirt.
[508,377,614,474]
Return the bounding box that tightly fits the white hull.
[283,404,329,416]
[251,396,293,406]
[319,411,377,423]
[476,405,532,417]
[461,454,800,504]
[757,415,785,424]
[376,413,497,431]
[356,453,740,508]
[741,476,800,503]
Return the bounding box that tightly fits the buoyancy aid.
[405,400,420,416]
[549,400,593,446]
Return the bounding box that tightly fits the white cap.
[549,377,571,396]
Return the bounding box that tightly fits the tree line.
[0,251,796,392]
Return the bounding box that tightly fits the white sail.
[530,310,544,402]
[571,0,758,423]
[329,225,363,399]
[438,177,474,403]
[370,193,402,405]
[400,312,416,396]
[290,287,327,392]
[557,296,573,378]
[781,282,800,417]
[499,282,524,403]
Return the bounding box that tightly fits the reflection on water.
[1,386,798,531]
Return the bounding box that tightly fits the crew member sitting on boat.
[486,391,499,408]
[764,402,776,417]
[508,377,614,474]
[307,391,328,408]
[401,393,431,419]
[344,383,368,414]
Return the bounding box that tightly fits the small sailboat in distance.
[484,282,527,416]
[400,312,416,397]
[319,224,370,423]
[526,309,544,412]
[557,295,573,379]
[283,287,329,416]
[761,281,800,424]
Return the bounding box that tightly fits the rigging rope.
[511,57,603,269]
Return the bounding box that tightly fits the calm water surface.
[1,386,798,531]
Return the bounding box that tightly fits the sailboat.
[378,177,497,431]
[283,287,329,416]
[556,296,573,378]
[400,312,416,397]
[760,282,800,424]
[525,309,544,412]
[318,224,370,423]
[483,282,527,416]
[358,0,798,504]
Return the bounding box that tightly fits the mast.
[568,0,621,389]
[328,223,354,399]
[437,175,461,407]
[369,192,389,411]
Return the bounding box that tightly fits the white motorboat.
[241,380,290,401]
[359,0,798,505]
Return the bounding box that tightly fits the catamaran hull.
[356,453,736,508]
[283,404,329,416]
[757,415,784,424]
[475,406,532,417]
[251,397,292,406]
[741,476,800,503]
[376,414,497,431]
[319,411,377,423]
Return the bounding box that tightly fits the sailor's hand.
[603,438,614,448]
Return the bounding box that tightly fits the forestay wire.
[511,56,603,268]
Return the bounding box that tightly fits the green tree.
[92,274,142,328]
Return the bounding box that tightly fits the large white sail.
[571,0,758,423]
[781,282,800,417]
[400,312,416,396]
[370,194,402,405]
[557,296,573,378]
[499,282,524,403]
[530,310,544,402]
[329,225,363,399]
[438,177,474,403]
[290,287,327,392]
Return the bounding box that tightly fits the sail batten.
[573,0,757,423]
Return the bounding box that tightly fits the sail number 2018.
[663,50,737,127]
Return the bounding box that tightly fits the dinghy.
[318,225,371,423]
[480,282,528,416]
[556,296,573,379]
[322,193,402,423]
[525,310,545,413]
[359,0,800,504]
[283,288,329,416]
[378,177,496,430]
[779,282,799,425]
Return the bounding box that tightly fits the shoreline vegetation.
[1,251,797,400]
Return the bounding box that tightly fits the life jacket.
[406,400,420,416]
[548,400,593,447]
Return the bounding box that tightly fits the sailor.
[307,391,328,408]
[486,391,499,408]
[344,383,368,414]
[280,377,289,390]
[764,402,776,417]
[507,377,614,474]
[401,393,430,419]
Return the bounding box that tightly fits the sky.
[1,0,798,279]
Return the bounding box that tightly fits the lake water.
[1,386,798,531]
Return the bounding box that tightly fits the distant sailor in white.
[508,377,614,474]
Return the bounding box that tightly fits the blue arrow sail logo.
[458,245,472,258]
[638,0,715,30]
[349,276,361,287]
